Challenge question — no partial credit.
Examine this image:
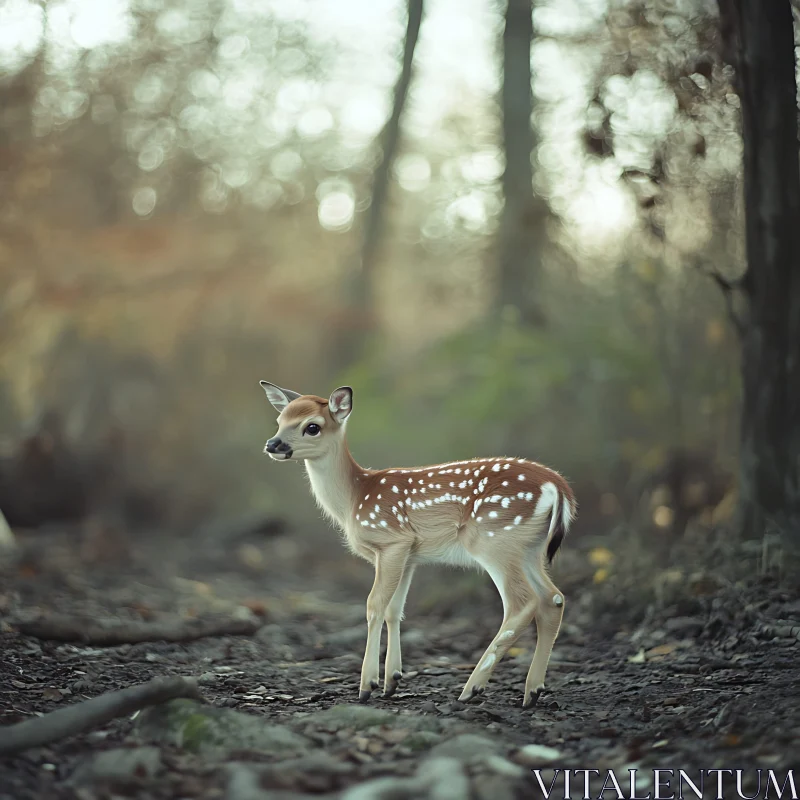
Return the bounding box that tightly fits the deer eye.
[304,423,321,437]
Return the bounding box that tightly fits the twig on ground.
[12,613,263,644]
[0,676,202,757]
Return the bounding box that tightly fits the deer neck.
[304,439,362,529]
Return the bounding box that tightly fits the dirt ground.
[0,524,798,799]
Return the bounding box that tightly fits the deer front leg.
[359,544,410,703]
[383,563,416,698]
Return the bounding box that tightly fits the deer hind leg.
[523,555,565,708]
[383,563,416,698]
[458,559,537,702]
[359,544,410,703]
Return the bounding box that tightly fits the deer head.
[260,381,353,462]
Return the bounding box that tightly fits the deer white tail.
[545,490,576,564]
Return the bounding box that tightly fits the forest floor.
[0,523,798,800]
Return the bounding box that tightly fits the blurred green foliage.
[342,261,739,498]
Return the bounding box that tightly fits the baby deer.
[260,382,576,708]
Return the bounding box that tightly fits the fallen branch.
[12,613,263,645]
[0,676,202,758]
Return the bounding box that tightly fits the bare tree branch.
[0,676,202,757]
[12,613,263,645]
[358,0,424,301]
[330,0,424,374]
[696,260,747,337]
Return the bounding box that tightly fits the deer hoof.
[523,688,544,709]
[461,685,485,703]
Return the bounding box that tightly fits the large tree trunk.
[496,0,548,326]
[328,0,424,377]
[723,0,800,543]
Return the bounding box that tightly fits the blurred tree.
[718,0,800,543]
[496,0,547,326]
[331,0,424,374]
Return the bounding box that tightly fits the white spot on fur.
[392,486,399,494]
[369,513,376,520]
[487,531,495,537]
[491,464,501,472]
[365,494,370,500]
[377,494,382,499]
[503,464,510,470]
[501,497,511,508]
[361,520,369,527]
[504,525,513,530]
[514,515,523,525]
[488,511,498,519]
[500,629,515,640]
[518,474,525,481]
[380,520,388,528]
[476,516,483,523]
[481,655,496,672]
[380,478,386,484]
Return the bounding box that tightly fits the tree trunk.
[496,0,548,326]
[723,0,800,543]
[329,0,424,377]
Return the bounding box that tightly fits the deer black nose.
[266,437,290,453]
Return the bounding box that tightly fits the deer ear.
[328,386,353,424]
[260,381,301,413]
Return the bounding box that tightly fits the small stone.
[513,743,563,766]
[340,775,418,800]
[479,754,525,778]
[417,757,471,800]
[135,699,311,755]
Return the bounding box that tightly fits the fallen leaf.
[646,643,678,658]
[507,647,527,658]
[593,568,610,584]
[724,734,742,747]
[589,546,614,567]
[41,687,64,702]
[241,599,268,617]
[376,727,410,744]
[628,648,646,664]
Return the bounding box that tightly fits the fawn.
[260,382,576,707]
